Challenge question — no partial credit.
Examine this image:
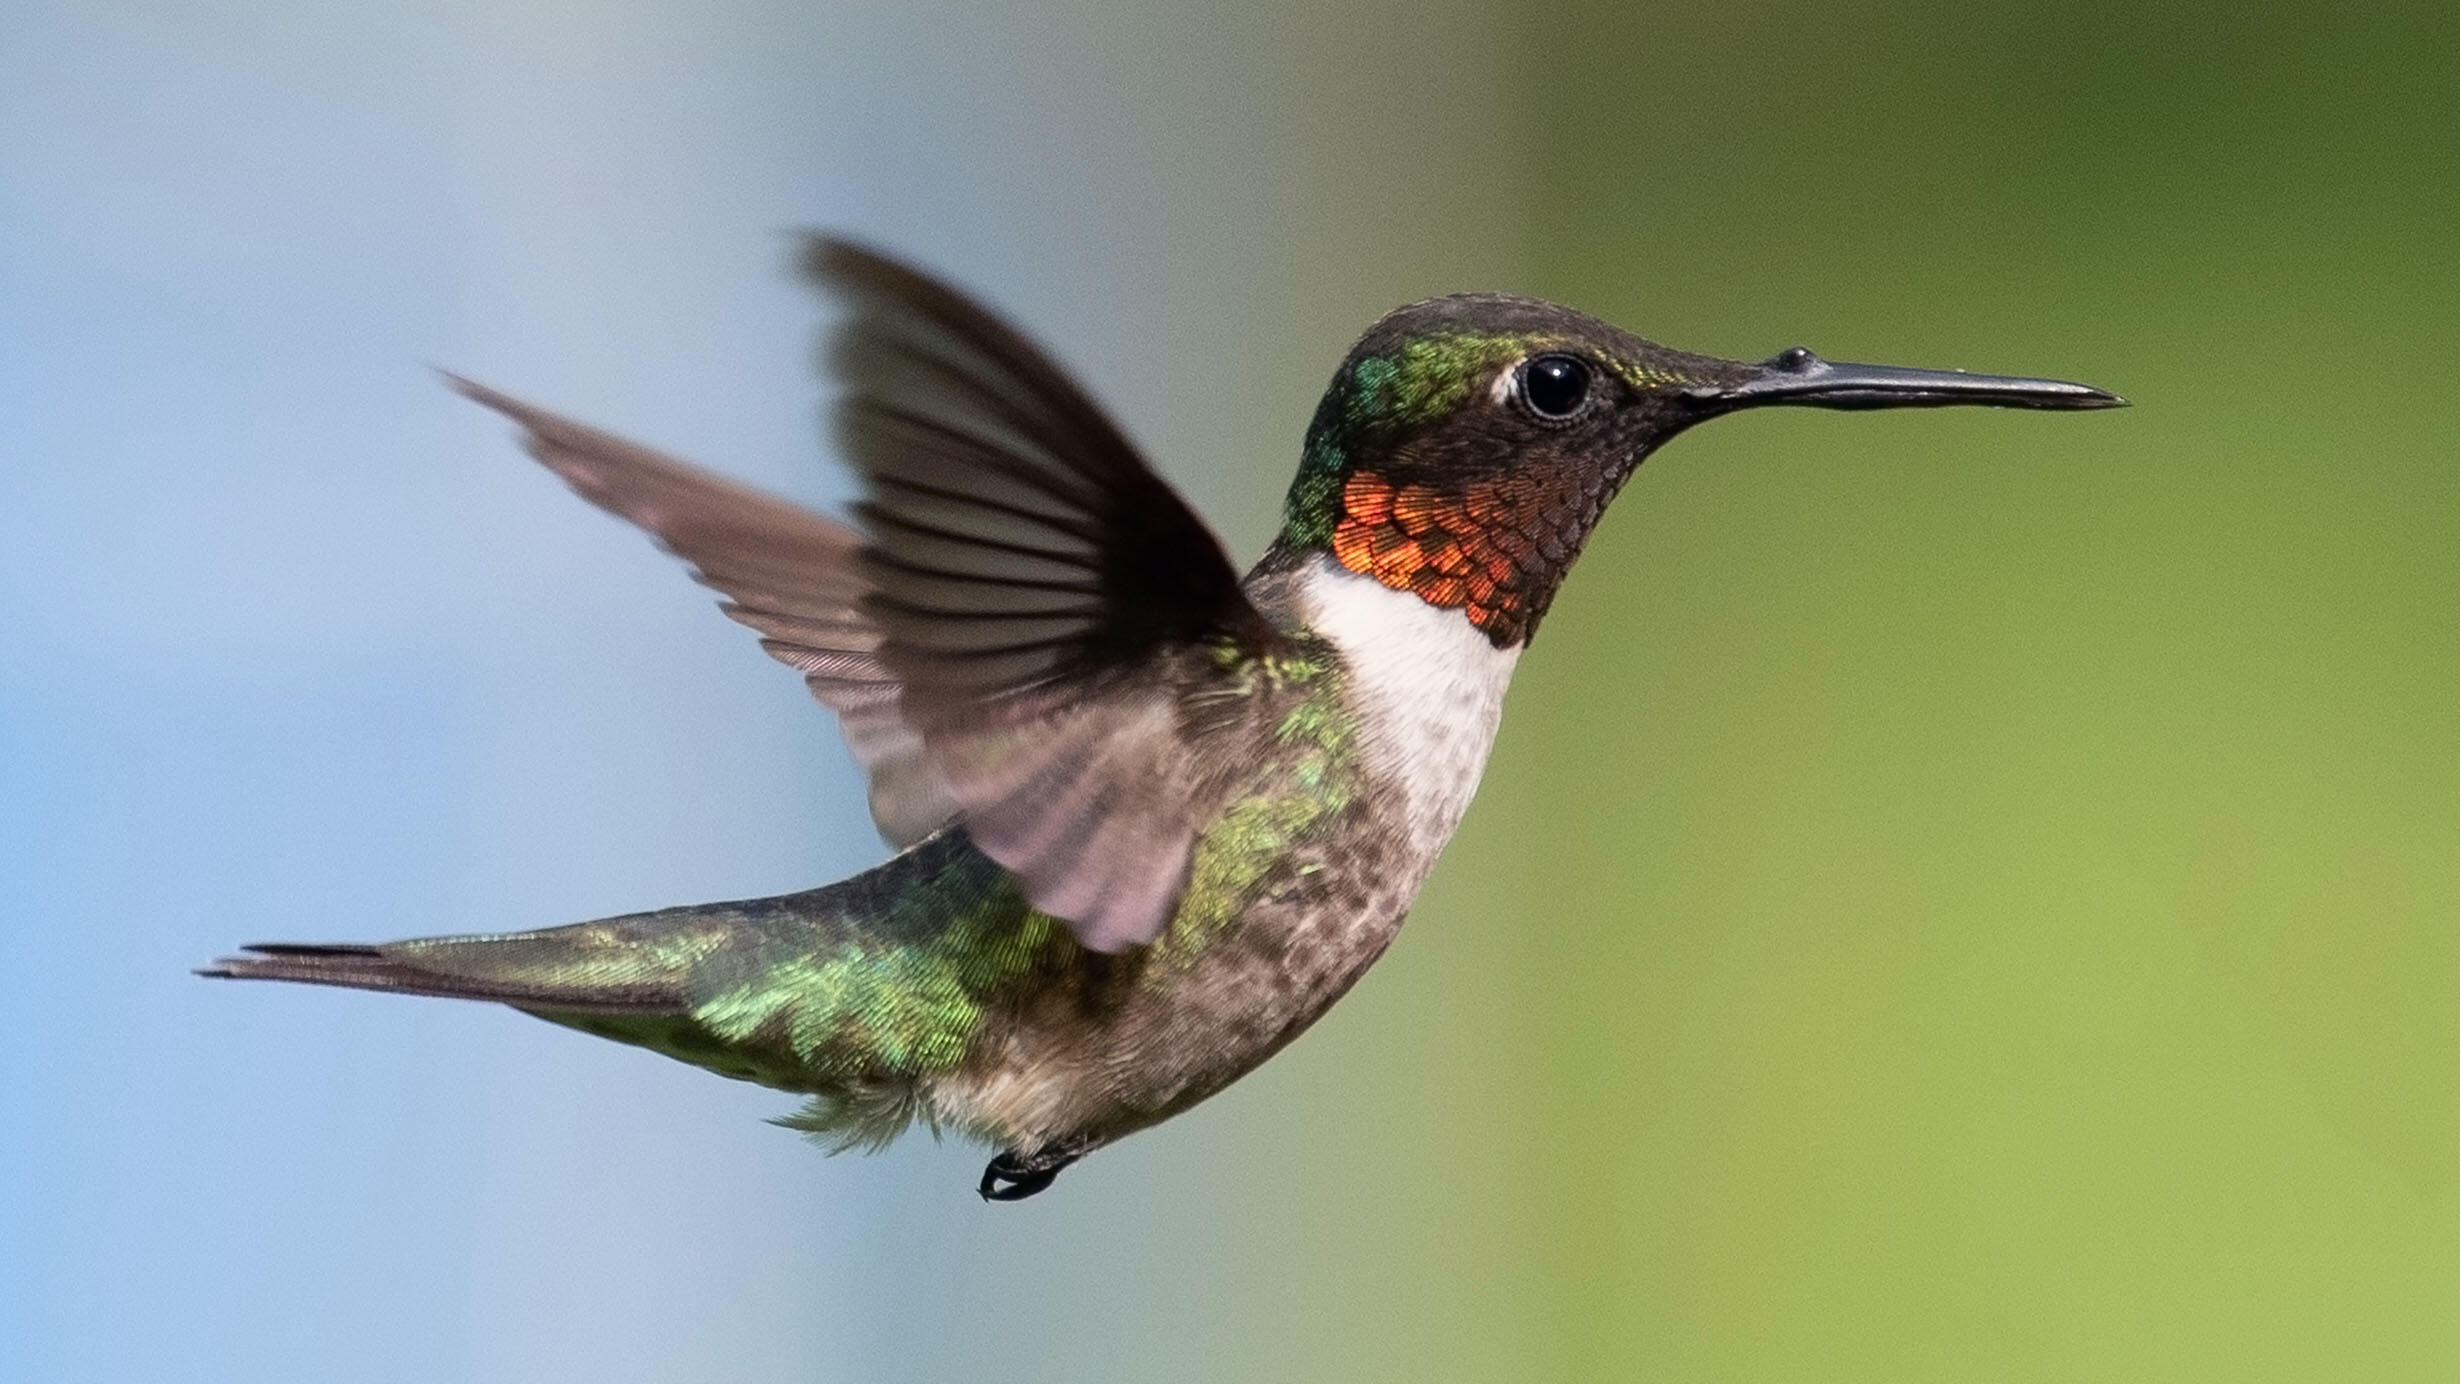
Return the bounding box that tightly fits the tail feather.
[201,833,1062,1149]
[200,927,695,1014]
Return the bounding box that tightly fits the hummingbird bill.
[204,239,2121,1199]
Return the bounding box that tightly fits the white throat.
[1296,556,1522,855]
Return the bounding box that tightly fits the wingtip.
[437,368,522,418]
[800,235,950,310]
[437,374,578,467]
[796,231,874,282]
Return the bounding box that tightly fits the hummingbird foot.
[978,1146,1082,1202]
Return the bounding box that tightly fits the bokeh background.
[3,1,2456,1379]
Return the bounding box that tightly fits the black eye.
[1519,354,1592,419]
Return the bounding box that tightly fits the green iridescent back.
[528,638,1358,1143]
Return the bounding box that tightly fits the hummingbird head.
[1275,294,2122,646]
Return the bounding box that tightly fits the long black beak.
[1699,347,2126,412]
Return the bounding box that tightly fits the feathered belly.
[931,811,1432,1152]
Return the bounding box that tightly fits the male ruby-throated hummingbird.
[205,239,2121,1199]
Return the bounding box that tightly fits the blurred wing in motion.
[449,377,959,846]
[808,237,1280,950]
[452,238,1276,951]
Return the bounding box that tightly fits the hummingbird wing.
[447,377,963,847]
[807,237,1281,952]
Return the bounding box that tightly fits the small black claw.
[977,1148,1079,1202]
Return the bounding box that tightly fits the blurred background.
[3,0,2455,1379]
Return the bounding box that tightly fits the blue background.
[6,2,2458,1381]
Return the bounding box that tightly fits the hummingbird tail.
[200,915,926,1144]
[196,938,685,1012]
[203,836,1065,1150]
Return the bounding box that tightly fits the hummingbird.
[204,238,2121,1200]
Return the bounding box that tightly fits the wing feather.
[446,376,961,847]
[808,237,1279,949]
[449,238,1279,952]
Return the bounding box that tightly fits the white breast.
[1296,556,1522,856]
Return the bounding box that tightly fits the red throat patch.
[1327,468,1609,645]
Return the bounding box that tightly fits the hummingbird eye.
[1517,354,1593,420]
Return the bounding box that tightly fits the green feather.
[1279,330,1543,545]
[1153,647,1357,970]
[360,645,1358,1149]
[512,833,1067,1142]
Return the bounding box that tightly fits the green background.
[1325,2,2460,1378]
[4,0,2455,1380]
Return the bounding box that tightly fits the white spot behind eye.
[1489,365,1518,406]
